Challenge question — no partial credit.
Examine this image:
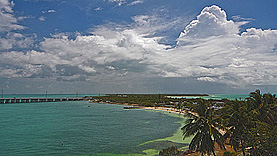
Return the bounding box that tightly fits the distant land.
[106,94,210,96]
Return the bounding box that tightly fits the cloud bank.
[0,5,276,89]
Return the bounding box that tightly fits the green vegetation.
[88,90,276,156]
[183,90,276,156]
[182,99,225,156]
[89,94,207,107]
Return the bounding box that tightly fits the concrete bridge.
[0,97,84,104]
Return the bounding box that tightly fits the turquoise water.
[206,94,249,100]
[0,101,186,156]
[1,94,249,100]
[167,94,249,100]
[0,94,249,155]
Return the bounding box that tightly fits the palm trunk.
[241,138,246,156]
[212,150,216,156]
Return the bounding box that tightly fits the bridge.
[0,97,84,104]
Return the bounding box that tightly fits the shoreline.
[95,101,187,115]
[94,102,236,155]
[142,106,186,115]
[102,102,191,145]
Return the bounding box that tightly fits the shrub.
[159,146,182,156]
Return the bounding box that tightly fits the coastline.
[95,102,236,156]
[95,101,190,155]
[111,102,192,152]
[140,106,191,155]
[142,106,186,115]
[139,108,191,144]
[95,101,187,115]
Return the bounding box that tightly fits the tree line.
[180,90,276,156]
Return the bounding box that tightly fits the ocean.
[0,94,248,155]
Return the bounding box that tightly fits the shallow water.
[0,101,186,156]
[0,94,248,155]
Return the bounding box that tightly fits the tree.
[223,90,277,156]
[247,90,275,125]
[246,90,277,155]
[182,100,225,156]
[223,100,252,156]
[247,123,277,155]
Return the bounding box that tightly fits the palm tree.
[223,91,276,156]
[223,100,251,156]
[247,89,275,125]
[182,100,225,156]
[245,90,277,155]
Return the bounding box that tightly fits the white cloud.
[94,7,102,11]
[108,0,127,6]
[0,0,24,32]
[0,32,34,51]
[48,9,56,13]
[178,5,239,41]
[0,0,34,51]
[163,5,277,87]
[197,77,217,82]
[231,15,253,26]
[17,15,34,21]
[42,9,56,14]
[127,0,143,6]
[0,5,276,88]
[39,16,46,21]
[0,23,167,80]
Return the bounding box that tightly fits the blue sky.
[0,0,277,94]
[13,0,277,40]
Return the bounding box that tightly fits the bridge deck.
[0,97,84,104]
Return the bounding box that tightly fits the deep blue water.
[0,101,185,156]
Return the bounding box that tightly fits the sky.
[0,0,277,94]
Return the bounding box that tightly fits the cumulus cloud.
[168,5,277,87]
[0,32,34,50]
[0,5,276,88]
[0,16,168,80]
[178,5,239,40]
[0,0,34,51]
[0,0,24,32]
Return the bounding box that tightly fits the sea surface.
[165,94,249,100]
[0,93,249,100]
[0,100,188,156]
[0,94,248,156]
